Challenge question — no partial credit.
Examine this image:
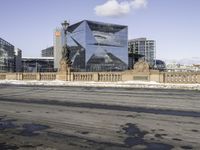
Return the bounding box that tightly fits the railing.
[164,72,199,83]
[40,73,56,80]
[0,71,199,84]
[22,73,37,80]
[73,73,93,81]
[98,72,122,82]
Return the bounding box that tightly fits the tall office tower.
[14,48,22,72]
[0,38,15,72]
[54,20,128,72]
[128,38,155,68]
[53,28,65,70]
[41,46,54,57]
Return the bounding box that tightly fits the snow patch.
[0,80,199,90]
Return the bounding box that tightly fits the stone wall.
[0,70,200,84]
[0,60,200,84]
[0,72,56,81]
[1,71,199,84]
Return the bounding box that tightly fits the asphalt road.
[0,85,200,150]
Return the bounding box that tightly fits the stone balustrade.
[164,72,200,84]
[0,72,56,81]
[98,72,122,82]
[0,60,200,84]
[0,71,200,84]
[22,73,37,80]
[72,72,122,82]
[40,73,57,80]
[73,72,94,81]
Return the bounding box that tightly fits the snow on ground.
[0,80,200,90]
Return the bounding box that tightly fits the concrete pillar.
[70,73,74,81]
[67,68,71,81]
[36,73,41,80]
[150,71,165,83]
[197,74,200,83]
[57,72,67,81]
[16,73,22,80]
[93,73,99,82]
[159,73,165,83]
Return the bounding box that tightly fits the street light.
[61,20,69,35]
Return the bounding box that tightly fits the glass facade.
[41,46,54,57]
[0,38,15,72]
[67,20,128,72]
[22,57,54,72]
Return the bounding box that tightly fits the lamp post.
[61,20,71,65]
[61,20,69,36]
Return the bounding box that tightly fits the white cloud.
[94,0,147,17]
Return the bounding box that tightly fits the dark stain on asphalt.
[21,144,35,148]
[122,123,173,149]
[150,138,155,141]
[126,115,136,118]
[0,142,18,150]
[123,123,148,146]
[161,134,168,136]
[181,145,193,149]
[172,138,182,141]
[145,143,174,150]
[9,136,15,139]
[19,123,49,136]
[47,131,127,149]
[158,129,165,131]
[123,123,148,136]
[155,134,164,139]
[0,118,17,130]
[81,131,89,135]
[122,123,147,147]
[191,129,199,132]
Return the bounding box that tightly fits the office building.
[54,20,128,72]
[0,38,15,72]
[128,38,155,68]
[54,28,65,70]
[41,46,54,57]
[22,57,54,72]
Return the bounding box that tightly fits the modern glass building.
[41,46,54,57]
[54,20,128,72]
[14,48,22,72]
[0,38,15,72]
[22,57,54,72]
[128,38,155,69]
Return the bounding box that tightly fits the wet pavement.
[0,85,199,149]
[122,123,174,149]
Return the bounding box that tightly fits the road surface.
[0,84,200,150]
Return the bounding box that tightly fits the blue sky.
[0,0,200,60]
